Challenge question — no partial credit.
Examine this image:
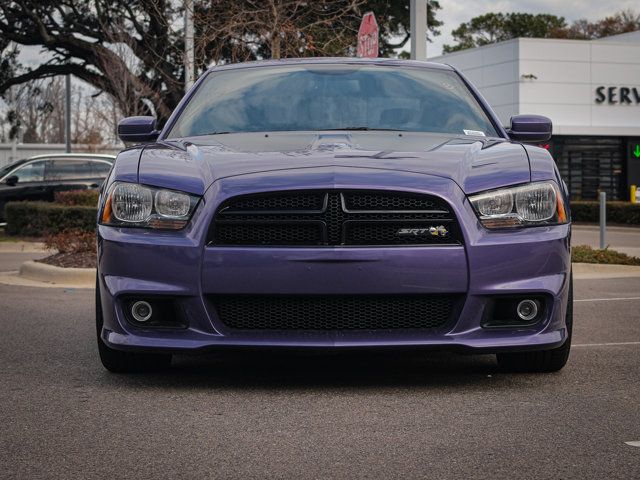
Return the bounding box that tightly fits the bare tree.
[3,78,63,143]
[3,77,120,146]
[196,0,365,63]
[564,9,640,39]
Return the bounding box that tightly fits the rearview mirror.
[508,115,552,143]
[118,116,160,143]
[5,175,18,186]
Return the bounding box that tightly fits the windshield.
[166,64,499,139]
[0,160,25,179]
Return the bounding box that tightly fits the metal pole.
[65,74,71,153]
[599,191,606,249]
[410,0,427,61]
[8,86,18,161]
[184,0,195,91]
[425,0,428,59]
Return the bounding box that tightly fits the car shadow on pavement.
[100,349,518,390]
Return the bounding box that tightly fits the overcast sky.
[428,0,640,57]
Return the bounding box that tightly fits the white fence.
[0,143,123,168]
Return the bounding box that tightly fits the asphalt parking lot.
[0,262,639,478]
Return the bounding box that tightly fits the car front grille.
[209,190,461,247]
[210,295,459,331]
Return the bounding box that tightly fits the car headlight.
[100,182,200,229]
[469,181,568,229]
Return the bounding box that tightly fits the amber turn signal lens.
[555,188,567,223]
[101,191,113,223]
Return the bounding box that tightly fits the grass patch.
[0,229,19,242]
[0,227,44,243]
[572,245,640,266]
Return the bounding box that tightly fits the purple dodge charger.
[97,58,572,373]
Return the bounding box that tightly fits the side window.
[13,161,46,183]
[46,160,95,181]
[90,161,112,177]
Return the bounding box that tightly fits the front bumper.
[97,170,571,354]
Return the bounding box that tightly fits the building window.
[552,136,624,201]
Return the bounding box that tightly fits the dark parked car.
[0,153,115,222]
[97,58,571,374]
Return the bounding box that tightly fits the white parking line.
[575,297,640,303]
[573,342,640,347]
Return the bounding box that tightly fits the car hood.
[138,132,531,196]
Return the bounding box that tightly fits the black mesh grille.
[344,191,444,211]
[215,222,323,246]
[211,295,458,330]
[211,190,460,247]
[223,192,325,212]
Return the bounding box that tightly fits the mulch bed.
[572,245,640,266]
[36,251,97,269]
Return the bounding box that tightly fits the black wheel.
[96,276,172,373]
[497,273,573,373]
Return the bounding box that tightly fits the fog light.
[516,299,538,321]
[131,301,153,323]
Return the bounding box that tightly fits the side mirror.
[5,175,18,186]
[118,116,160,143]
[508,115,552,143]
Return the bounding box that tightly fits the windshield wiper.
[195,128,407,136]
[321,127,407,132]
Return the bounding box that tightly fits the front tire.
[96,276,172,373]
[497,273,573,373]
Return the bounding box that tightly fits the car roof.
[207,57,454,73]
[25,153,115,162]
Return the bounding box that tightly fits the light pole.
[8,87,18,161]
[410,0,428,60]
[184,0,195,92]
[65,74,71,153]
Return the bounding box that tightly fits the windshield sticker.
[463,129,486,136]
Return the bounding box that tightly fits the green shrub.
[570,201,640,225]
[572,245,640,265]
[54,189,100,206]
[4,201,96,237]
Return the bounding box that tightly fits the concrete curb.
[573,263,640,280]
[17,260,95,287]
[0,242,47,253]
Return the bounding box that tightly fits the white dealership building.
[432,30,640,201]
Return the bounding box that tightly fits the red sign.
[357,12,379,58]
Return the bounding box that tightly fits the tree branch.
[0,63,109,95]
